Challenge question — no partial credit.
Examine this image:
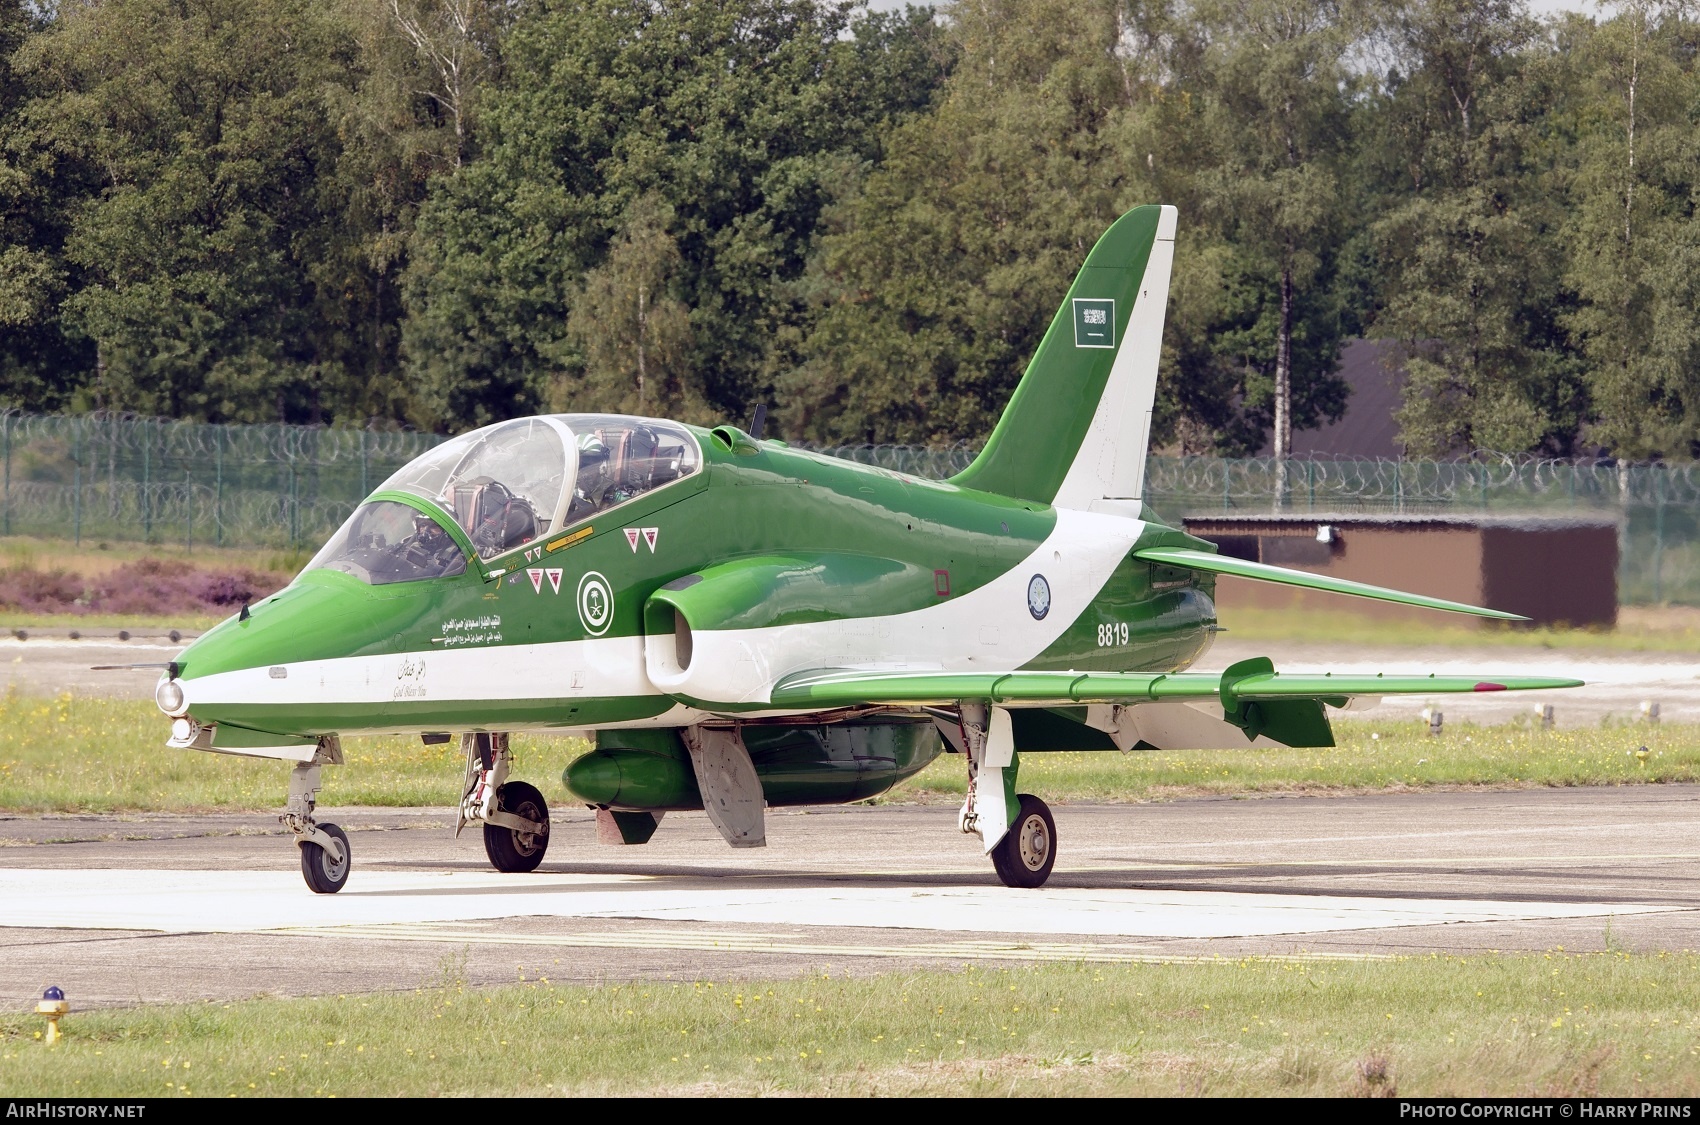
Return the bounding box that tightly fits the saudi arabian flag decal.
[1072,298,1115,349]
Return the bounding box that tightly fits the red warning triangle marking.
[642,527,658,552]
[624,528,640,552]
[527,569,543,594]
[545,568,563,594]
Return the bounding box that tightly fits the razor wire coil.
[0,411,1689,603]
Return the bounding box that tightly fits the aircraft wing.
[768,666,1584,709]
[1134,546,1527,620]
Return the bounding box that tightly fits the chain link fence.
[827,446,1694,607]
[0,411,443,554]
[0,413,1689,604]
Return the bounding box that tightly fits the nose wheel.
[280,743,354,894]
[300,822,350,894]
[990,793,1056,888]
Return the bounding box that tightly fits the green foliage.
[563,194,701,419]
[400,0,951,430]
[1558,1,1700,459]
[14,1,1700,457]
[1364,0,1584,456]
[789,0,1147,443]
[0,0,94,411]
[791,0,1354,453]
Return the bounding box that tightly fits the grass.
[0,691,1693,813]
[899,715,1699,803]
[0,691,569,813]
[1220,604,1700,653]
[0,534,308,579]
[3,954,1698,1096]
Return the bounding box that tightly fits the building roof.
[1258,338,1407,458]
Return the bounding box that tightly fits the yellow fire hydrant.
[37,986,67,1045]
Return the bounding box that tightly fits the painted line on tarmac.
[847,853,1700,878]
[1060,852,1700,871]
[1141,824,1700,850]
[264,923,1395,964]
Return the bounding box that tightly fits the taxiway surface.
[3,786,1697,1009]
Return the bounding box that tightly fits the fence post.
[1307,458,1315,508]
[1654,465,1666,604]
[289,458,299,547]
[3,411,11,537]
[72,417,81,547]
[214,426,224,547]
[141,421,151,542]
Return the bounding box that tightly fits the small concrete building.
[1181,513,1620,628]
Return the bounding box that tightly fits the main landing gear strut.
[954,703,1058,889]
[457,732,551,873]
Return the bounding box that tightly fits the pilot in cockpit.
[401,511,465,573]
[567,425,679,525]
[568,432,613,522]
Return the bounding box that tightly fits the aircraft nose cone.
[563,752,623,806]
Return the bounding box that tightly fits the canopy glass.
[307,415,701,584]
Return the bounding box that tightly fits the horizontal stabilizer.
[1134,546,1526,621]
[769,667,1582,709]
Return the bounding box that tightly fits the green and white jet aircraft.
[148,205,1582,894]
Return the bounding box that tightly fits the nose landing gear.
[282,738,352,894]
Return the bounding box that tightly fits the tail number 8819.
[1097,622,1130,647]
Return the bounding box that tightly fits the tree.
[1364,0,1583,455]
[1561,1,1700,459]
[384,0,505,170]
[1192,0,1356,485]
[10,0,416,421]
[0,0,94,411]
[2,0,486,424]
[792,0,1161,444]
[562,195,700,418]
[401,0,951,431]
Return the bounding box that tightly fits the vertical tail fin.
[950,204,1176,514]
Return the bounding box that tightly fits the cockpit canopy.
[307,414,700,585]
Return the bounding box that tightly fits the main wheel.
[990,794,1056,888]
[483,781,549,873]
[300,822,351,894]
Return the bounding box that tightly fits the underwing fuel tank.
[564,720,944,811]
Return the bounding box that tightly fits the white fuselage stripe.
[182,510,1145,718]
[650,509,1144,705]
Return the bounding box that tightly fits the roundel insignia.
[576,571,614,636]
[1027,574,1051,620]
